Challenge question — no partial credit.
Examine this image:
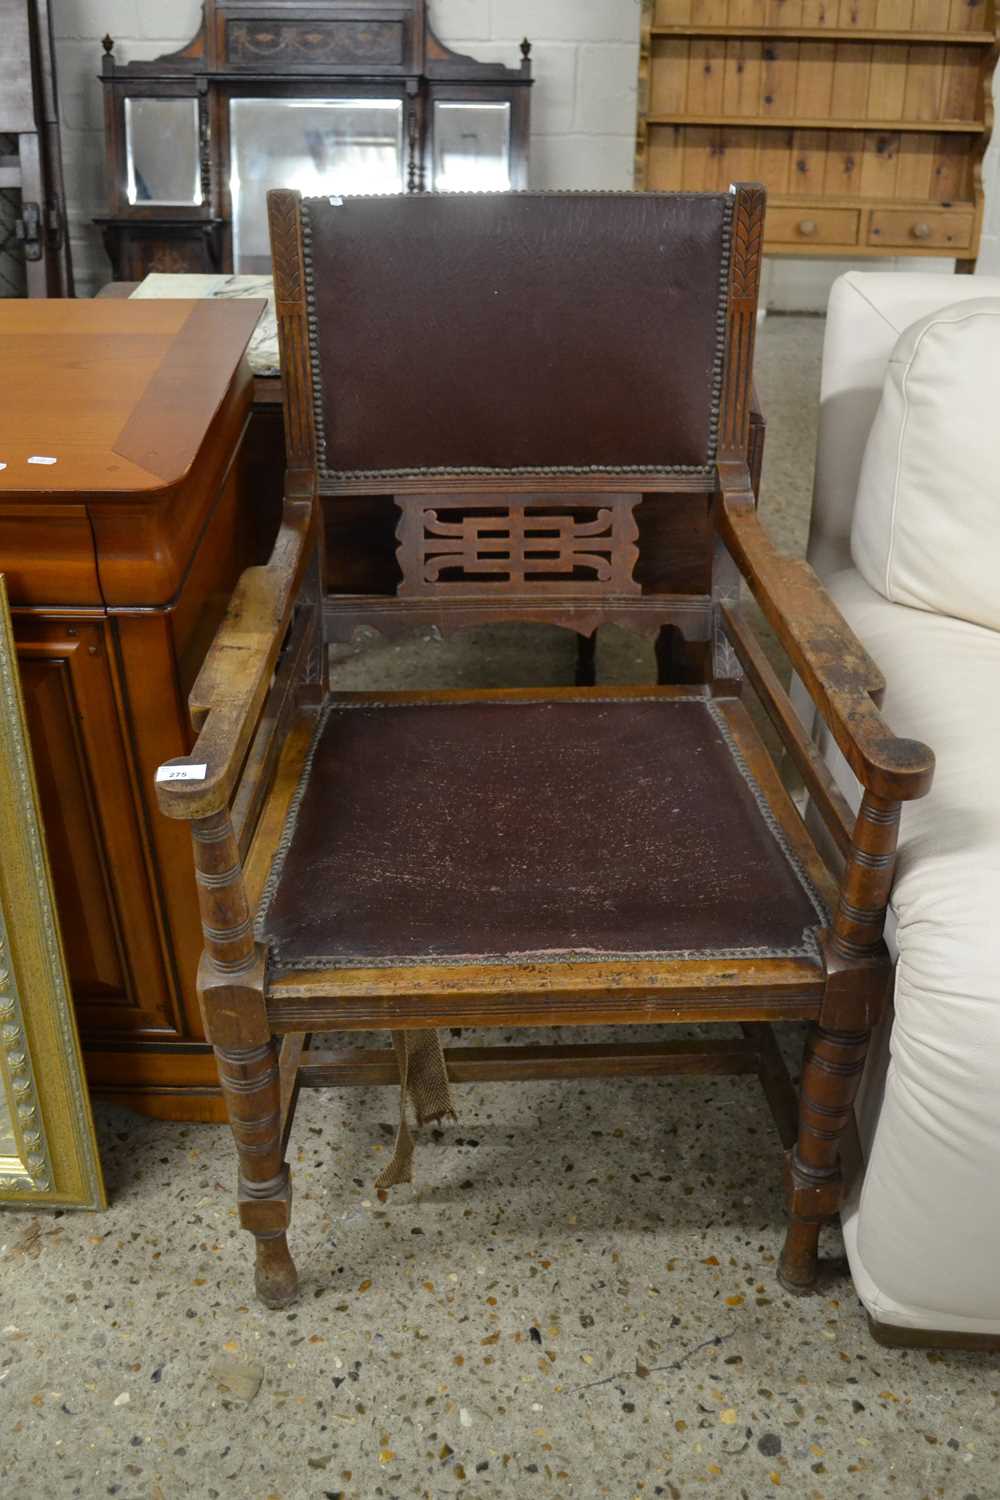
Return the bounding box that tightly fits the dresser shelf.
[637,1,997,269]
[646,114,985,131]
[651,27,995,42]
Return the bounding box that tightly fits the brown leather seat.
[258,692,828,973]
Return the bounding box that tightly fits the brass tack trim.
[300,190,733,483]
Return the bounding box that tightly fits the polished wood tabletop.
[0,298,264,497]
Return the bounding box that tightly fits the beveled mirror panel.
[230,97,404,272]
[125,97,203,206]
[432,100,511,192]
[0,577,105,1210]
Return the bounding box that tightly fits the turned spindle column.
[192,808,297,1308]
[780,790,901,1293]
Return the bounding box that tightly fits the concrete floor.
[3,317,998,1500]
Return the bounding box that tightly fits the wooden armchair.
[155,185,934,1310]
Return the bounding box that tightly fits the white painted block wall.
[48,0,1000,305]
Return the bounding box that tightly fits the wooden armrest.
[155,494,314,820]
[722,603,855,858]
[718,497,934,802]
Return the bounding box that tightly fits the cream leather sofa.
[804,271,1000,1344]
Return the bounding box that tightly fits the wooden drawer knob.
[911,222,932,241]
[798,218,818,237]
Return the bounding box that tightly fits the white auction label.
[155,763,208,783]
[27,455,58,465]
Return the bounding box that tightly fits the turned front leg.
[779,1024,869,1293]
[780,790,899,1293]
[213,1031,297,1309]
[193,809,298,1309]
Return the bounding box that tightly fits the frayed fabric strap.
[375,1029,457,1189]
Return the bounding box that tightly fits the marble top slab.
[130,274,279,376]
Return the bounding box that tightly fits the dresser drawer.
[868,209,975,251]
[767,208,860,247]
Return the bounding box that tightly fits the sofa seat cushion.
[825,567,1000,1326]
[851,296,1000,634]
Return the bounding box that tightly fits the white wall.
[432,0,640,190]
[50,0,999,305]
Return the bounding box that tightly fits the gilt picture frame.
[0,575,105,1210]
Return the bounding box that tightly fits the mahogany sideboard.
[0,298,269,1121]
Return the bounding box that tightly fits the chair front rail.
[263,961,827,1032]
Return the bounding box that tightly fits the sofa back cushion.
[851,296,1000,631]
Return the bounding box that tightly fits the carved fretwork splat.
[395,493,641,598]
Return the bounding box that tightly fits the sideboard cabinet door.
[14,616,181,1039]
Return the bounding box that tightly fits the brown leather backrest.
[292,190,736,486]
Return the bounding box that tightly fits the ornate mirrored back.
[96,0,532,281]
[125,97,202,206]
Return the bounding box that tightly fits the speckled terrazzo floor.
[3,317,998,1500]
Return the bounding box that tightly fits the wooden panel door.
[13,615,182,1038]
